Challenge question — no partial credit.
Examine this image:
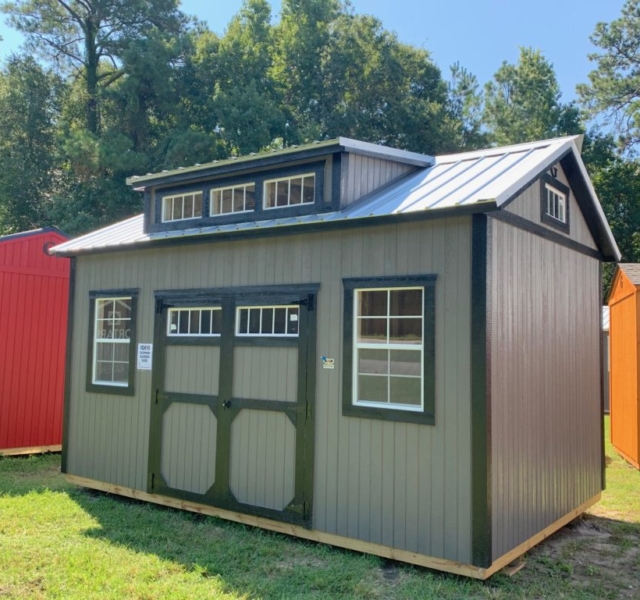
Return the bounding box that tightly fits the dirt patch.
[523,515,640,598]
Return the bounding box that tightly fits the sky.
[0,0,626,102]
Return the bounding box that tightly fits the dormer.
[127,138,434,235]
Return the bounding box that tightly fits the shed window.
[545,184,566,223]
[162,192,203,222]
[168,307,222,336]
[88,291,138,395]
[342,276,436,425]
[236,306,299,336]
[540,173,570,233]
[210,183,256,216]
[264,174,315,209]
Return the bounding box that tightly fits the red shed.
[0,227,70,456]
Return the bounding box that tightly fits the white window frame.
[263,173,315,210]
[167,307,222,337]
[210,183,256,217]
[92,296,132,387]
[236,305,300,337]
[161,191,203,223]
[352,287,424,413]
[545,183,566,223]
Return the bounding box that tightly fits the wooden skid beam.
[65,475,600,581]
[0,445,62,457]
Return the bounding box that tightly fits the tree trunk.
[84,17,99,135]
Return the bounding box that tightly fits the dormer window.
[264,173,315,209]
[545,184,566,223]
[540,173,570,233]
[211,183,256,216]
[162,192,203,223]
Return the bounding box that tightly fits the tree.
[1,0,186,135]
[448,62,487,150]
[0,55,61,233]
[484,47,581,145]
[579,0,640,150]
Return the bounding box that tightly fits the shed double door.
[148,285,318,527]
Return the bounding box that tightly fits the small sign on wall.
[137,343,153,370]
[321,356,335,370]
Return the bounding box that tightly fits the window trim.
[86,289,138,396]
[540,173,570,234]
[263,173,316,210]
[342,275,436,425]
[235,304,300,337]
[161,191,203,223]
[167,306,222,337]
[210,182,256,217]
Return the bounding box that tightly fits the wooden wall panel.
[229,409,295,511]
[165,346,220,396]
[340,154,414,208]
[505,163,597,250]
[232,347,297,402]
[609,287,639,467]
[490,218,602,559]
[67,217,473,564]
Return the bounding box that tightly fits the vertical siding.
[505,164,597,250]
[67,217,473,563]
[609,288,640,467]
[165,346,220,395]
[340,155,414,208]
[160,403,217,494]
[490,218,602,560]
[0,231,69,451]
[229,409,296,511]
[232,347,297,401]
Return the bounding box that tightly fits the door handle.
[222,400,231,409]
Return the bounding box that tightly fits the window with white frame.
[236,306,299,336]
[168,307,222,336]
[264,173,315,209]
[93,297,133,387]
[353,287,424,410]
[210,183,256,216]
[162,191,203,222]
[545,183,566,223]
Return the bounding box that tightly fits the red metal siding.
[0,230,70,453]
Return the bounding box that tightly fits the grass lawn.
[0,417,638,599]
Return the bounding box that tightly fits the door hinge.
[151,473,155,490]
[296,294,315,311]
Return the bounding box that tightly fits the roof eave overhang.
[127,139,434,190]
[50,201,496,258]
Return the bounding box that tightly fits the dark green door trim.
[471,213,492,568]
[147,284,319,528]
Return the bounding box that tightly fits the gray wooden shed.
[51,135,619,579]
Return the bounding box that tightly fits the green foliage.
[579,0,640,150]
[0,55,60,233]
[484,47,582,145]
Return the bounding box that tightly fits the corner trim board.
[65,475,600,580]
[471,213,492,567]
[61,257,76,473]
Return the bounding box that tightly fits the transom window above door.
[168,307,222,336]
[236,305,300,336]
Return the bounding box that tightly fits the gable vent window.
[211,183,256,216]
[264,174,315,209]
[545,184,566,223]
[236,306,299,336]
[168,307,222,337]
[162,192,203,222]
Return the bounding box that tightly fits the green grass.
[0,417,639,599]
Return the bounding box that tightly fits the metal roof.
[0,226,67,244]
[51,136,620,259]
[127,137,434,188]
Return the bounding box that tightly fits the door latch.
[222,400,231,409]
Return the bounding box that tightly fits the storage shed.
[0,227,70,456]
[51,136,619,579]
[608,264,640,469]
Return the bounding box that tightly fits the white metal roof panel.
[51,136,620,260]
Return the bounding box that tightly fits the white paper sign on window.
[137,343,153,370]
